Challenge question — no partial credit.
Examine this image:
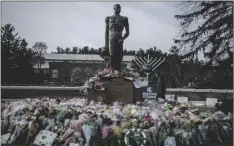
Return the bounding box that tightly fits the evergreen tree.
[174,1,233,64]
[1,24,35,84]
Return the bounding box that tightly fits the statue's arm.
[105,17,109,47]
[122,17,129,40]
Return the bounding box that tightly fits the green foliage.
[71,67,101,85]
[174,1,233,89]
[1,24,36,84]
[53,46,136,55]
[32,41,48,55]
[31,42,48,84]
[72,47,78,54]
[174,1,233,64]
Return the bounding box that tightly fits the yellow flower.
[131,109,136,115]
[113,126,122,137]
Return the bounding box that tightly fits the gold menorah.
[133,54,165,81]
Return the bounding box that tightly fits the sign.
[206,98,217,107]
[112,78,124,85]
[33,130,57,146]
[191,101,205,106]
[165,95,175,101]
[164,136,176,146]
[141,86,157,99]
[177,96,188,103]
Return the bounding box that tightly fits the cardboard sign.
[33,130,57,146]
[191,101,205,106]
[177,96,188,103]
[164,136,176,146]
[206,98,217,107]
[1,133,11,144]
[165,95,175,101]
[158,98,166,102]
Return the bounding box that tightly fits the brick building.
[33,53,134,85]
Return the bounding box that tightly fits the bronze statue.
[103,4,130,74]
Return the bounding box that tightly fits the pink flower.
[103,127,110,138]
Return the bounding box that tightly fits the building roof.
[42,53,135,62]
[42,54,103,61]
[33,54,135,69]
[123,56,135,62]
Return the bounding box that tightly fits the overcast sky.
[2,2,182,53]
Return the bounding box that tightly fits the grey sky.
[2,2,181,53]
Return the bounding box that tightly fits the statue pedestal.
[100,76,134,103]
[87,89,106,102]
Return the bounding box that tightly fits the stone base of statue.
[85,69,141,103]
[100,76,134,103]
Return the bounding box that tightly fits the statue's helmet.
[114,4,121,13]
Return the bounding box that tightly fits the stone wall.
[166,91,233,101]
[1,89,83,99]
[1,86,233,102]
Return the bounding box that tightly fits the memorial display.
[1,97,233,146]
[1,3,233,146]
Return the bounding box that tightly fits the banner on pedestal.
[140,86,158,100]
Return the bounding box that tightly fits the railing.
[166,88,233,93]
[1,86,233,103]
[1,86,88,90]
[1,86,88,99]
[1,86,233,93]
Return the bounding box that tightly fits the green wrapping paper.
[159,132,167,145]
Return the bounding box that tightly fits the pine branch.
[174,1,233,64]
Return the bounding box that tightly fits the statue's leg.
[111,55,118,71]
[114,43,123,71]
[109,35,123,71]
[109,37,117,71]
[104,57,110,69]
